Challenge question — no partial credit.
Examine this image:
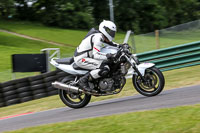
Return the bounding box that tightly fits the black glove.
[118,43,129,48]
[123,43,130,48]
[117,44,124,48]
[106,53,116,61]
[108,42,118,47]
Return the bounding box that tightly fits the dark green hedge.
[1,0,200,33]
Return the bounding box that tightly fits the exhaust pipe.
[52,81,83,93]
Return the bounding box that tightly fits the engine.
[120,62,131,76]
[99,78,114,92]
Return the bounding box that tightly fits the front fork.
[124,55,147,82]
[132,63,147,82]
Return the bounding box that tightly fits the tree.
[89,0,110,25]
[32,0,94,29]
[0,0,15,19]
[2,0,200,32]
[15,0,37,20]
[114,0,200,33]
[159,0,200,27]
[114,0,167,33]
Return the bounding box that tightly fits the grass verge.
[0,31,75,82]
[0,31,75,70]
[0,20,125,47]
[4,104,200,133]
[1,20,200,53]
[0,65,199,118]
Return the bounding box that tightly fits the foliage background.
[1,0,200,34]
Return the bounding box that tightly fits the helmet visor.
[104,26,116,38]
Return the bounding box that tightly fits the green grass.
[0,31,75,82]
[0,31,75,70]
[134,33,200,53]
[1,20,200,54]
[132,28,200,53]
[0,20,125,47]
[0,65,199,118]
[4,104,200,133]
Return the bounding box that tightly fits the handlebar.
[120,43,132,55]
[113,43,132,61]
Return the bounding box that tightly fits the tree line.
[1,0,200,33]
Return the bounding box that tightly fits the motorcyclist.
[74,20,118,92]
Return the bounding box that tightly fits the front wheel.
[132,67,165,97]
[58,76,91,109]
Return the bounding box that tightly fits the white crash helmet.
[99,20,117,42]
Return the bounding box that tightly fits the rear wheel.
[58,76,91,109]
[132,67,165,97]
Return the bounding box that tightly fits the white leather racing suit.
[74,33,117,79]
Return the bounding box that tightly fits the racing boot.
[78,73,93,92]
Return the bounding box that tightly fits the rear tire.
[58,76,91,109]
[132,67,165,97]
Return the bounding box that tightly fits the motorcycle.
[50,43,165,109]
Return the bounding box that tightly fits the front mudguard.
[133,63,155,76]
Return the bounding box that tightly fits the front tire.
[132,67,165,97]
[58,76,91,109]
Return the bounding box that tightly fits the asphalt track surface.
[0,85,200,132]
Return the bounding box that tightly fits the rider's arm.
[107,41,119,47]
[92,35,108,60]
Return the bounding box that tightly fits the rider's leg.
[90,64,110,79]
[79,64,110,92]
[74,57,105,92]
[78,72,93,92]
[74,56,103,70]
[79,65,110,92]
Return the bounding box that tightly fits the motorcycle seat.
[73,63,88,71]
[56,57,74,65]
